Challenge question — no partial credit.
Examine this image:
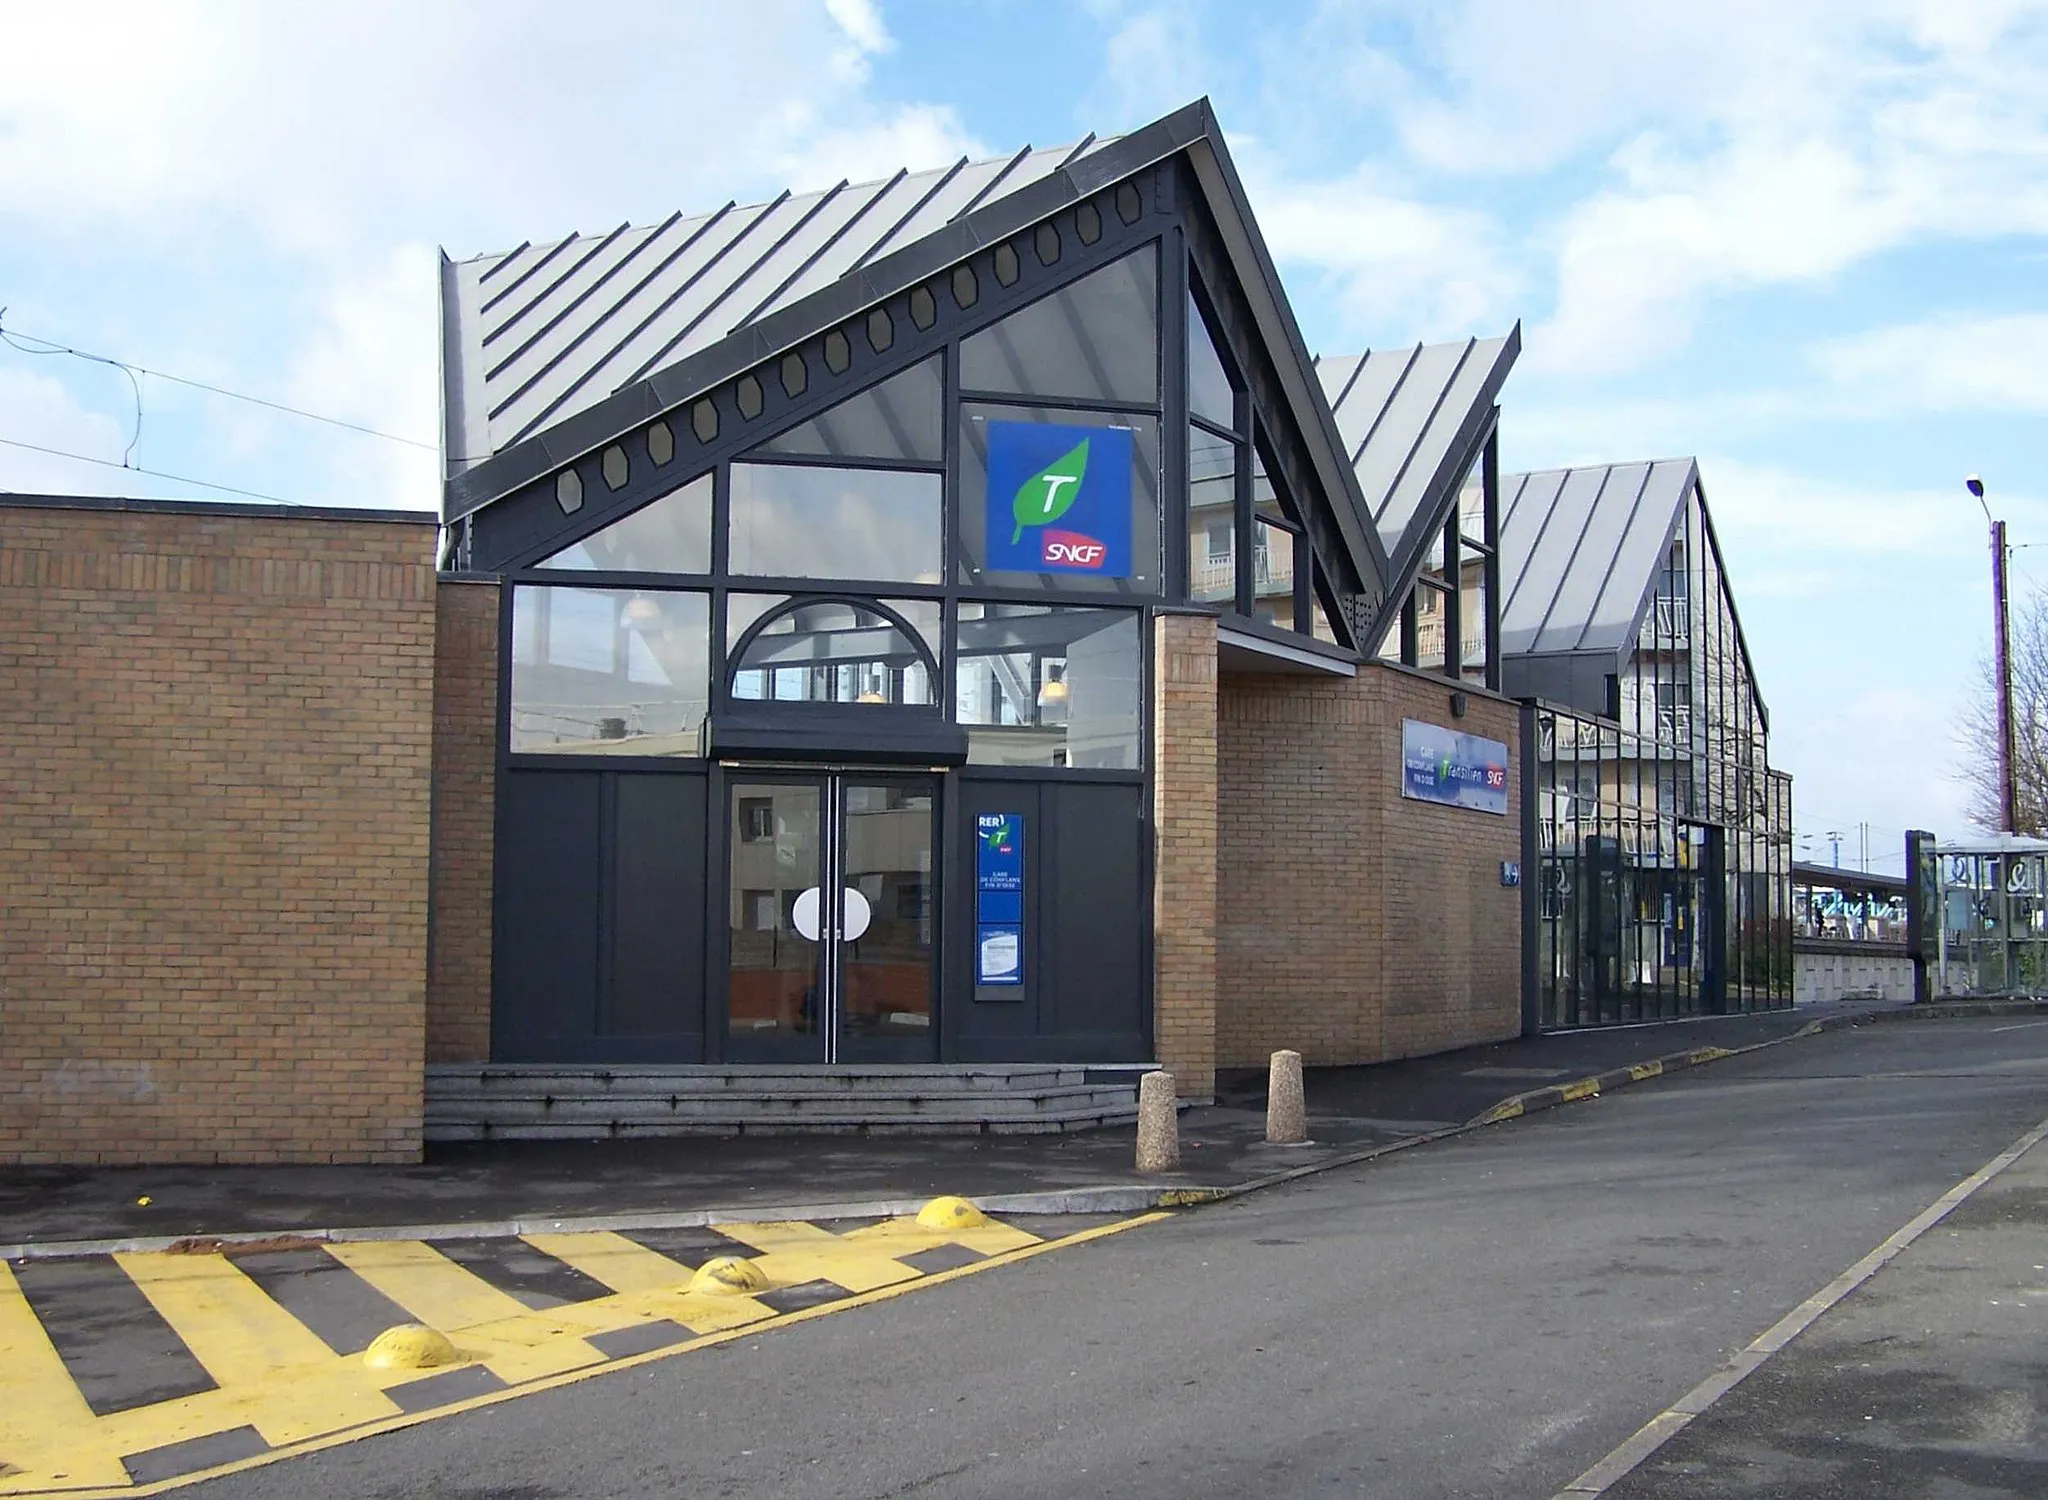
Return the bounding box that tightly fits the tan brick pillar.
[1152,612,1218,1100]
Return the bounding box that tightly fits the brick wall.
[1152,613,1218,1099]
[0,499,438,1164]
[1216,661,1522,1070]
[427,579,498,1063]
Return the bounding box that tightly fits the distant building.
[1500,460,1793,1025]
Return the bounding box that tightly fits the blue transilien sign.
[1400,718,1510,816]
[975,812,1025,986]
[984,421,1134,577]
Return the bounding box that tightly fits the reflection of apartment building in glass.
[1500,459,1792,1026]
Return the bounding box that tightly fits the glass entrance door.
[724,772,937,1062]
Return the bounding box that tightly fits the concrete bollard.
[1266,1049,1308,1144]
[1135,1069,1180,1172]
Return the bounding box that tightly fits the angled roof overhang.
[437,99,1392,617]
[1497,457,1698,662]
[1315,330,1520,646]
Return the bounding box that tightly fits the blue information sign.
[984,421,1134,577]
[1400,719,1510,816]
[975,812,1025,987]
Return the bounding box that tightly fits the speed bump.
[687,1255,768,1296]
[914,1196,989,1231]
[361,1324,458,1372]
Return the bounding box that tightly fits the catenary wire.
[0,315,438,451]
[0,434,297,505]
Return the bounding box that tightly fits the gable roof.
[1314,334,1519,567]
[1497,457,1697,658]
[437,98,1391,610]
[441,140,1119,478]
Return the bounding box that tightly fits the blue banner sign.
[984,420,1134,577]
[1400,719,1510,816]
[975,812,1025,986]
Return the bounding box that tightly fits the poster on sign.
[1400,719,1510,816]
[984,421,1134,577]
[975,812,1025,987]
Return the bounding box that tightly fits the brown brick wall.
[427,579,498,1064]
[1152,613,1218,1099]
[1216,661,1522,1070]
[0,502,438,1164]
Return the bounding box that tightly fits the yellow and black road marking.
[0,1209,1159,1497]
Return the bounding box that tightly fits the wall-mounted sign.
[1401,719,1510,816]
[1500,860,1521,888]
[975,812,1025,986]
[984,421,1134,577]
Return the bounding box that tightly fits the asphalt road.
[186,1017,2048,1500]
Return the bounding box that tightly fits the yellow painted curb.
[690,1254,770,1295]
[1561,1078,1601,1103]
[362,1323,459,1371]
[915,1195,989,1230]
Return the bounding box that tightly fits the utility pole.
[1828,829,1842,867]
[1968,477,2018,833]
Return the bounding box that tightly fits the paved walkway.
[0,1000,1934,1251]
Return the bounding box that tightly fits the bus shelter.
[1931,835,2048,997]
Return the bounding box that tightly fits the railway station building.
[0,100,1785,1164]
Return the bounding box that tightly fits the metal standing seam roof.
[1496,457,1699,658]
[1313,333,1519,568]
[441,139,1117,477]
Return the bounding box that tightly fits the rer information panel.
[975,812,1025,987]
[1400,719,1510,816]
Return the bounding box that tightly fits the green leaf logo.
[1010,438,1090,543]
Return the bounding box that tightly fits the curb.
[7,1004,1997,1262]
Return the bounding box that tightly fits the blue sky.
[3,0,2045,868]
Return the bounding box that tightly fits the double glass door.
[724,771,937,1062]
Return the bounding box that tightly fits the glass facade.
[509,586,710,754]
[1930,845,2048,995]
[1530,496,1792,1026]
[1381,443,1499,689]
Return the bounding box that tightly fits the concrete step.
[422,1063,1144,1141]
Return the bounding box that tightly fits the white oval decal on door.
[841,888,872,942]
[791,886,822,941]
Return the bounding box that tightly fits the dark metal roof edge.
[445,101,1214,521]
[0,491,439,525]
[438,248,466,474]
[1179,109,1390,592]
[1601,459,1692,657]
[1379,327,1519,560]
[1377,399,1504,625]
[1688,466,1771,734]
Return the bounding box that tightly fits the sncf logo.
[1040,529,1108,568]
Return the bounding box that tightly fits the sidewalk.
[0,999,1936,1253]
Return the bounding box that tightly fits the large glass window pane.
[955,604,1141,769]
[1457,452,1487,549]
[959,246,1158,405]
[1187,291,1235,429]
[1188,425,1237,605]
[958,403,1162,595]
[1461,554,1491,684]
[728,464,942,584]
[535,473,711,573]
[1252,516,1297,630]
[747,356,942,463]
[728,596,938,707]
[1415,581,1449,671]
[509,586,709,754]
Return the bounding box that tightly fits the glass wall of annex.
[1530,498,1792,1027]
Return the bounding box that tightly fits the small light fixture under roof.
[1036,665,1069,708]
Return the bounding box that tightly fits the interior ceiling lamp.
[1037,667,1069,707]
[623,595,663,625]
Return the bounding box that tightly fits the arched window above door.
[726,596,940,711]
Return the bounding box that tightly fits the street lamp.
[1966,475,2018,833]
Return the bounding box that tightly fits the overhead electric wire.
[0,314,438,451]
[0,434,296,505]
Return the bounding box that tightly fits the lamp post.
[1966,475,2017,833]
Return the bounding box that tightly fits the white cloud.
[0,368,141,494]
[774,105,990,194]
[1084,7,1213,132]
[824,0,892,53]
[1237,156,1522,346]
[1695,456,2031,562]
[1808,314,2048,414]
